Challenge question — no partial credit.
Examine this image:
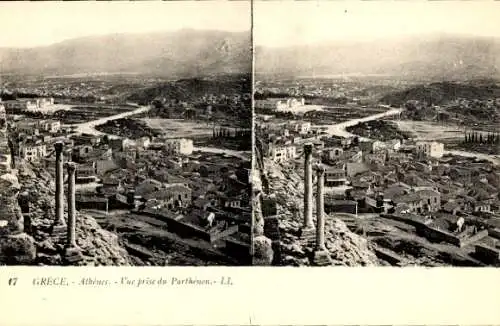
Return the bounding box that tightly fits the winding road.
[69,104,249,160]
[320,106,500,166]
[71,105,152,135]
[193,146,250,161]
[320,106,403,141]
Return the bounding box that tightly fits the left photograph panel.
[0,1,252,266]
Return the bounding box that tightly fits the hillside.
[380,80,500,106]
[0,161,131,266]
[256,35,500,81]
[0,29,251,77]
[127,75,251,125]
[127,75,251,103]
[254,137,379,266]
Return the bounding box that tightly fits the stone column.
[312,163,332,266]
[303,143,314,229]
[66,162,77,248]
[54,142,66,227]
[315,164,326,251]
[64,162,83,263]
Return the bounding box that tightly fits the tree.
[480,133,483,143]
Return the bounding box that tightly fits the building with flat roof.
[164,138,193,156]
[416,141,444,159]
[20,141,46,162]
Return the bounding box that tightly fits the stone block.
[312,250,332,266]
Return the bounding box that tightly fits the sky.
[0,1,250,48]
[255,1,500,47]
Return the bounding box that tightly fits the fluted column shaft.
[303,143,314,229]
[315,165,326,250]
[54,142,65,226]
[66,162,77,248]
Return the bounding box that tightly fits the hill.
[380,80,500,106]
[256,34,500,81]
[127,75,251,103]
[0,29,251,77]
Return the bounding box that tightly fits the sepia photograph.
[1,1,500,325]
[253,1,500,267]
[0,1,252,266]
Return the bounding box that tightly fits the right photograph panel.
[252,1,500,266]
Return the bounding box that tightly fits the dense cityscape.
[0,15,252,267]
[1,1,499,270]
[254,75,500,267]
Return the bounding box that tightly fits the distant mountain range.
[0,29,251,77]
[256,34,500,81]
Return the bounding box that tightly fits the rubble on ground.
[3,161,132,266]
[0,169,37,265]
[252,162,274,265]
[253,235,274,265]
[279,217,379,266]
[263,158,380,266]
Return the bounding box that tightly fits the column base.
[51,224,67,242]
[299,226,316,246]
[64,246,84,264]
[312,249,332,266]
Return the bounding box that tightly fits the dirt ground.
[142,118,214,138]
[394,120,464,141]
[276,104,324,114]
[26,103,73,114]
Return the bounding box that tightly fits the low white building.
[326,147,344,160]
[164,138,193,156]
[289,121,311,135]
[3,100,38,111]
[416,141,444,159]
[0,141,11,172]
[255,97,305,111]
[37,120,60,133]
[270,145,296,163]
[3,98,55,112]
[20,142,47,162]
[137,137,151,149]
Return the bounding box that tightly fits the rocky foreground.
[279,217,378,266]
[262,158,380,266]
[0,161,130,266]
